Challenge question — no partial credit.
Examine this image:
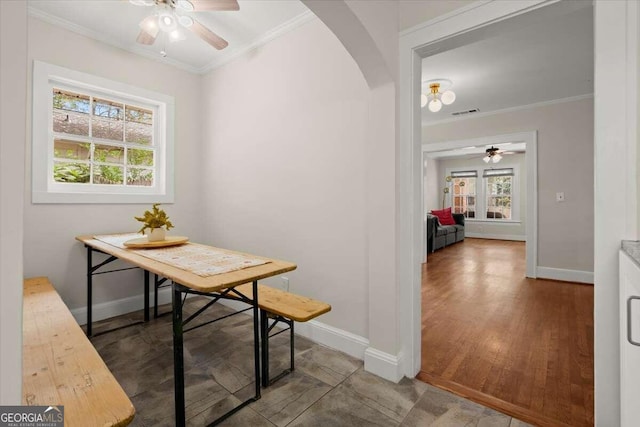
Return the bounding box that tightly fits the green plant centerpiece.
[135,203,174,242]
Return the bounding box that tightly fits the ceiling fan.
[129,0,239,51]
[482,146,516,163]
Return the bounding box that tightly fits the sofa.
[426,213,465,253]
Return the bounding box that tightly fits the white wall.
[23,17,203,311]
[423,156,439,213]
[200,18,370,338]
[0,0,27,404]
[433,153,527,240]
[423,98,594,273]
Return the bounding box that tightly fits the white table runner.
[94,233,270,277]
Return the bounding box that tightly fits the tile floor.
[91,297,532,426]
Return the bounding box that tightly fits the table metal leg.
[290,321,295,372]
[172,283,186,427]
[144,270,150,322]
[154,274,159,318]
[87,246,93,337]
[84,244,142,337]
[260,309,269,388]
[252,280,261,399]
[171,280,262,426]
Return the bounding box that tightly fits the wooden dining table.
[76,234,297,426]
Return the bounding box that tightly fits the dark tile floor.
[91,297,531,426]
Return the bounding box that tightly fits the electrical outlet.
[281,276,289,291]
[556,192,565,202]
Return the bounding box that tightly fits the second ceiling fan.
[130,0,239,51]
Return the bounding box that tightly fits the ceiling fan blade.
[136,29,157,45]
[189,20,228,50]
[137,15,159,45]
[189,0,239,11]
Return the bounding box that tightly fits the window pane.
[452,176,476,218]
[92,98,124,141]
[125,105,153,145]
[94,144,124,164]
[53,162,90,183]
[53,89,90,113]
[54,139,90,161]
[93,165,123,185]
[127,168,153,186]
[53,110,90,136]
[127,148,154,166]
[486,176,512,219]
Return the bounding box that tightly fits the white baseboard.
[465,233,526,241]
[71,287,173,325]
[364,348,404,383]
[536,266,594,284]
[295,319,370,360]
[218,299,370,361]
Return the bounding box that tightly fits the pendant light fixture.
[421,79,456,112]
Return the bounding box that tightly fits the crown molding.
[195,10,316,74]
[422,93,594,127]
[399,0,493,37]
[28,6,316,76]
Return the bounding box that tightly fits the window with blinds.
[451,171,477,218]
[447,167,517,221]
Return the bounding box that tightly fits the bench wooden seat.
[23,277,135,427]
[233,283,331,386]
[233,283,331,321]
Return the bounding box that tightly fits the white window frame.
[484,168,515,220]
[446,163,520,222]
[450,170,477,219]
[32,61,175,203]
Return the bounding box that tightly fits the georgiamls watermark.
[0,406,64,427]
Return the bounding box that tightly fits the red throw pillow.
[431,207,456,226]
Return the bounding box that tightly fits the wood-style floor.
[418,238,594,427]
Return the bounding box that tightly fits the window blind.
[483,168,514,177]
[451,170,478,178]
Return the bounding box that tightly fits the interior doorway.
[422,132,538,277]
[413,2,594,426]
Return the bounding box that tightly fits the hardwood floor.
[418,238,594,427]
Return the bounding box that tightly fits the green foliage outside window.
[53,163,90,183]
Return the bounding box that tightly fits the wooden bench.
[233,283,331,387]
[23,277,135,427]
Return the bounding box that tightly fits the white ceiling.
[421,2,593,125]
[28,0,310,74]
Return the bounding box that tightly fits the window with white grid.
[451,170,477,219]
[32,61,174,204]
[446,167,518,221]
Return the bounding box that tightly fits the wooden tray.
[123,236,189,248]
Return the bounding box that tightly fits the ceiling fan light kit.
[178,15,194,27]
[175,0,195,11]
[129,0,238,53]
[483,146,503,163]
[158,12,178,32]
[422,78,456,112]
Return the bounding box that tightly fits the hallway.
[418,238,594,426]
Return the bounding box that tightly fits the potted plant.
[134,203,174,242]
